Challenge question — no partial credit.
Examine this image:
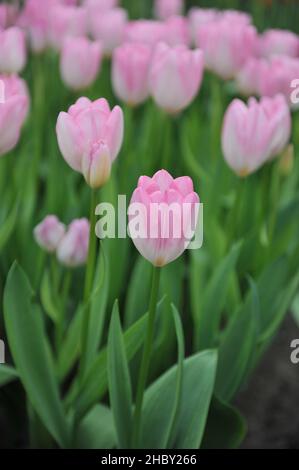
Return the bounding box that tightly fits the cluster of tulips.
[0,0,299,451]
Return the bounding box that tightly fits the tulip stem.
[132,265,161,448]
[83,189,98,303]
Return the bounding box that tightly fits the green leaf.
[107,301,133,449]
[75,405,116,449]
[0,364,18,387]
[196,242,242,350]
[201,397,247,449]
[140,350,217,449]
[124,257,152,327]
[4,263,70,448]
[40,270,59,323]
[215,279,258,402]
[66,299,165,420]
[0,200,19,252]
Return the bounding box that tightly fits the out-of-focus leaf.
[40,270,59,323]
[0,364,18,387]
[75,405,116,449]
[201,397,247,449]
[124,257,152,328]
[107,301,133,449]
[0,201,19,252]
[4,263,70,448]
[140,350,217,449]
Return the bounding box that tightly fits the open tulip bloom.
[1,0,299,456]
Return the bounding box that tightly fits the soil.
[235,315,299,449]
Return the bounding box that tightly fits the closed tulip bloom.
[56,97,124,188]
[259,56,299,108]
[34,215,66,252]
[0,74,29,156]
[18,0,51,53]
[124,20,165,48]
[163,16,190,47]
[0,27,26,74]
[222,95,291,177]
[60,36,102,90]
[0,4,18,29]
[235,58,267,96]
[84,0,118,12]
[57,218,90,267]
[89,8,127,56]
[112,42,152,106]
[198,18,257,79]
[49,5,87,50]
[154,0,183,20]
[149,42,203,113]
[128,169,200,267]
[258,29,299,59]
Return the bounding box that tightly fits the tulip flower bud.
[89,8,127,56]
[56,97,124,188]
[258,29,299,59]
[124,20,165,48]
[49,5,87,50]
[60,36,102,90]
[18,0,53,53]
[128,169,200,267]
[112,42,152,106]
[34,215,66,252]
[0,74,29,156]
[149,42,203,114]
[235,58,267,96]
[154,0,183,20]
[197,17,257,79]
[57,219,90,267]
[163,16,190,47]
[0,27,27,74]
[221,94,291,177]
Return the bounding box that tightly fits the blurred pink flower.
[57,218,90,267]
[197,17,257,79]
[0,74,29,156]
[149,42,204,113]
[0,4,18,29]
[112,42,152,106]
[18,0,51,53]
[48,5,87,50]
[60,36,102,90]
[124,20,165,48]
[154,0,183,20]
[258,29,299,59]
[84,0,118,12]
[235,57,267,96]
[56,97,124,188]
[222,94,291,177]
[129,169,199,267]
[34,215,66,253]
[0,27,26,74]
[258,55,299,107]
[89,7,127,56]
[163,16,190,47]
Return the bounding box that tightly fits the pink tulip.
[89,8,127,56]
[189,7,218,44]
[0,74,29,156]
[154,0,183,20]
[149,42,204,113]
[235,57,267,96]
[60,36,102,90]
[163,16,190,47]
[49,5,87,50]
[0,27,26,74]
[34,215,66,252]
[258,56,299,108]
[258,29,299,59]
[198,18,257,79]
[57,218,90,267]
[128,169,200,267]
[222,95,291,177]
[18,0,50,53]
[125,20,165,48]
[0,4,18,29]
[112,42,152,106]
[220,10,252,25]
[84,0,118,12]
[56,97,124,188]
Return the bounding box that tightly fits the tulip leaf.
[124,257,152,327]
[107,301,133,449]
[0,200,19,253]
[0,364,18,388]
[201,397,247,449]
[3,262,70,448]
[75,404,116,449]
[40,269,59,323]
[196,241,242,350]
[140,350,217,449]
